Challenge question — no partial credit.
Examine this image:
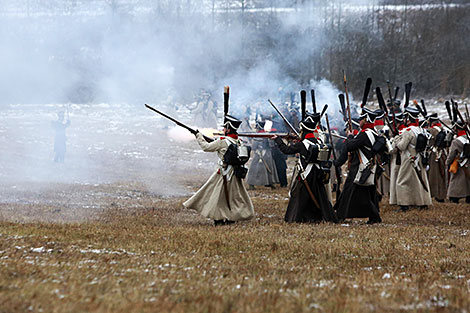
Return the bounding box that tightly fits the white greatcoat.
[394,126,432,206]
[183,133,255,221]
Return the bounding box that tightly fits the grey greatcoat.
[394,126,432,206]
[427,125,447,200]
[183,133,255,221]
[246,138,279,186]
[445,135,470,198]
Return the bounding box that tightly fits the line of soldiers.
[181,86,470,226]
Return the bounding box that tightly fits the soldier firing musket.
[269,91,337,223]
[146,87,254,226]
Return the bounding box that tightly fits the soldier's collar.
[226,133,239,139]
[361,123,375,131]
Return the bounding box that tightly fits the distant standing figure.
[51,111,70,163]
[246,121,279,189]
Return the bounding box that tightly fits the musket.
[451,99,470,136]
[343,70,352,131]
[320,104,328,118]
[438,119,455,134]
[325,114,342,198]
[213,132,297,139]
[145,104,214,142]
[387,81,398,134]
[268,99,300,138]
[224,86,230,116]
[464,102,470,125]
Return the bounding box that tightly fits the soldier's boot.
[214,220,225,226]
[435,198,444,203]
[399,206,409,212]
[466,196,470,204]
[450,197,460,204]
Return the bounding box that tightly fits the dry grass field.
[1,182,470,313]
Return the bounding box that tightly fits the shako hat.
[386,99,401,107]
[359,107,378,123]
[426,112,439,122]
[299,112,320,132]
[223,114,242,130]
[453,120,466,129]
[394,111,404,122]
[373,109,385,120]
[404,107,420,120]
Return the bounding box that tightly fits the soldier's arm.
[345,133,368,152]
[396,131,412,152]
[274,137,301,155]
[195,132,224,152]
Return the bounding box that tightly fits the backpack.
[415,133,428,153]
[435,130,447,149]
[463,143,470,159]
[223,142,251,166]
[371,136,387,155]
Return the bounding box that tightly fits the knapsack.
[434,130,447,149]
[223,142,251,166]
[463,143,470,159]
[415,133,428,153]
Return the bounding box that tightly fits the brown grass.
[1,183,470,312]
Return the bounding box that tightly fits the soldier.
[389,111,406,206]
[51,110,71,163]
[246,120,279,189]
[183,115,255,225]
[426,113,447,202]
[272,113,337,223]
[393,107,432,211]
[191,90,218,127]
[445,121,470,203]
[334,108,382,224]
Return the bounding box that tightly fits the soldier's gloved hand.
[194,129,200,137]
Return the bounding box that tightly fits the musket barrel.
[268,99,300,138]
[145,104,214,142]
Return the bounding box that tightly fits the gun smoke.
[2,0,463,218]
